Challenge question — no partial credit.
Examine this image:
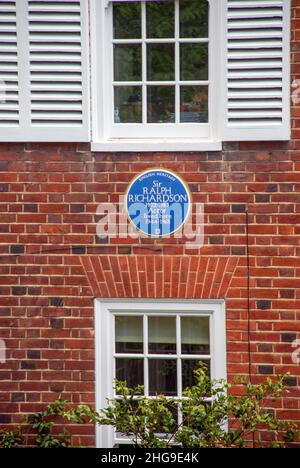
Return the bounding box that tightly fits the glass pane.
[147,44,174,81]
[114,86,142,123]
[180,0,209,38]
[147,86,175,123]
[148,316,176,354]
[182,359,211,390]
[114,44,142,81]
[116,358,144,389]
[146,1,174,38]
[180,86,208,123]
[180,44,208,81]
[115,316,143,353]
[149,359,177,396]
[181,316,210,354]
[113,2,141,39]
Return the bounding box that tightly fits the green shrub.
[0,366,299,448]
[95,365,300,448]
[0,428,23,448]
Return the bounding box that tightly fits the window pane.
[180,44,208,81]
[115,316,143,353]
[180,0,209,39]
[114,45,142,81]
[146,1,174,39]
[147,86,175,123]
[116,358,144,389]
[148,316,176,354]
[180,86,208,123]
[113,2,141,39]
[147,44,174,81]
[182,359,211,390]
[114,86,142,123]
[149,359,177,396]
[181,316,210,354]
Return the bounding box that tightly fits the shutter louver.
[0,0,89,142]
[222,0,290,141]
[0,1,19,130]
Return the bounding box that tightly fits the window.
[95,300,226,448]
[93,0,222,150]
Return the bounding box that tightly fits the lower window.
[95,300,226,448]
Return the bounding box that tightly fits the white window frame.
[95,299,226,448]
[91,0,223,152]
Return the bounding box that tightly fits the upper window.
[94,0,221,146]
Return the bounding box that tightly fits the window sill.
[91,140,222,152]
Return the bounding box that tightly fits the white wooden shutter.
[222,0,290,141]
[0,1,19,131]
[0,0,90,142]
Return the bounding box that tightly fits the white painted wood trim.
[95,299,227,449]
[91,0,223,145]
[91,139,222,152]
[221,0,291,142]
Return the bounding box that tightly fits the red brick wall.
[0,0,299,448]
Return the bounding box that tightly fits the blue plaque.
[125,169,191,238]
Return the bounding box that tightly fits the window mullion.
[176,314,182,431]
[141,2,147,124]
[176,314,182,397]
[175,0,180,124]
[144,314,149,396]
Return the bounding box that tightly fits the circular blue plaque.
[125,169,191,238]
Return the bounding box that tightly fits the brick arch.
[80,255,240,299]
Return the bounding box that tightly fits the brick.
[258,366,274,375]
[50,318,64,329]
[11,393,25,403]
[27,350,41,359]
[10,245,25,255]
[284,377,298,387]
[12,287,27,296]
[281,333,297,343]
[50,297,64,307]
[72,246,86,255]
[232,204,246,213]
[257,300,271,310]
[0,184,9,192]
[0,161,9,171]
[24,204,38,213]
[21,361,36,370]
[0,415,11,423]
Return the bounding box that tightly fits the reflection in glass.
[114,87,142,123]
[182,359,211,390]
[146,1,174,38]
[181,316,210,354]
[147,86,175,123]
[114,45,142,82]
[180,0,209,38]
[113,2,141,39]
[115,316,143,353]
[180,44,208,81]
[149,359,177,396]
[116,358,144,389]
[148,316,176,354]
[147,44,174,81]
[180,86,208,123]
